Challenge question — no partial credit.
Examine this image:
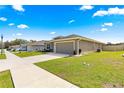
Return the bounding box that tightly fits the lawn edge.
[34,63,80,88]
[12,51,47,58]
[0,70,15,88]
[9,70,15,88]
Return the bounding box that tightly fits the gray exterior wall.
[79,40,102,54]
[54,39,103,55]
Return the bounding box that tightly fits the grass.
[0,70,14,88]
[35,51,124,88]
[0,54,6,59]
[13,51,47,57]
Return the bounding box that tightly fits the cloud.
[93,7,124,17]
[50,32,56,35]
[102,22,113,27]
[93,10,108,17]
[17,24,29,29]
[8,23,15,26]
[13,33,23,36]
[100,28,108,32]
[16,33,22,36]
[12,5,25,12]
[68,20,75,24]
[80,5,94,10]
[0,17,7,21]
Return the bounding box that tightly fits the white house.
[27,40,51,51]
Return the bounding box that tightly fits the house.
[8,40,52,52]
[9,44,27,51]
[50,34,104,55]
[8,34,105,55]
[27,40,51,51]
[20,44,27,51]
[9,45,21,51]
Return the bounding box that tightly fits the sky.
[0,5,124,43]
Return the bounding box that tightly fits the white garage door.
[56,42,74,54]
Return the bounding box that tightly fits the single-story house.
[8,34,105,55]
[9,45,20,51]
[50,34,105,55]
[8,41,52,52]
[9,44,27,51]
[20,44,27,51]
[27,40,51,51]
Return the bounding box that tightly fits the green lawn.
[35,51,124,88]
[0,70,14,88]
[13,51,46,57]
[0,54,6,59]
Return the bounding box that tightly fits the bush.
[12,49,16,52]
[73,50,76,55]
[96,48,101,52]
[79,49,82,54]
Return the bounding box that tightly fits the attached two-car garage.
[52,35,104,55]
[55,42,74,54]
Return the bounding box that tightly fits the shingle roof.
[27,40,49,46]
[9,45,20,48]
[52,34,104,44]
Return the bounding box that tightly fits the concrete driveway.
[22,53,69,63]
[0,51,78,88]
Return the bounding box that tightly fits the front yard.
[0,70,14,88]
[0,54,6,59]
[13,51,47,57]
[35,51,124,88]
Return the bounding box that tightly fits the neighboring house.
[27,40,51,51]
[50,34,105,55]
[9,44,27,51]
[8,41,52,52]
[9,45,21,51]
[20,44,27,51]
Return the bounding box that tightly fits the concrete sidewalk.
[1,50,78,88]
[11,63,77,88]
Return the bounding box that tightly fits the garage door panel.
[56,42,73,54]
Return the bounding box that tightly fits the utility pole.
[1,34,3,54]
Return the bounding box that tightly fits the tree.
[4,41,10,48]
[10,39,28,46]
[30,40,36,42]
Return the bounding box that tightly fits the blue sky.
[0,5,124,43]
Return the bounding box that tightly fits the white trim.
[50,37,81,42]
[54,40,75,43]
